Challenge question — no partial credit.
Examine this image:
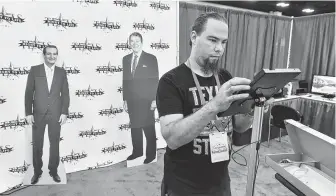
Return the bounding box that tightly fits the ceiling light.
[276,2,290,7]
[302,8,314,13]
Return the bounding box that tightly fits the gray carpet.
[7,137,295,196]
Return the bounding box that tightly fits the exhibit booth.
[0,1,334,195]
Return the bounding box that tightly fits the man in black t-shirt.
[156,13,262,196]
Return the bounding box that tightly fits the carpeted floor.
[6,137,296,196]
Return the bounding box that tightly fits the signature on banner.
[0,63,29,80]
[150,40,170,50]
[87,160,114,170]
[0,97,6,104]
[0,115,28,131]
[149,1,170,11]
[18,36,51,52]
[61,150,88,164]
[67,112,84,122]
[99,105,123,117]
[75,86,105,99]
[71,38,102,53]
[96,62,123,75]
[0,6,25,26]
[73,0,99,6]
[44,14,77,30]
[118,123,130,131]
[115,40,131,51]
[113,0,137,8]
[8,161,30,174]
[79,127,107,139]
[101,142,127,154]
[133,19,155,31]
[6,183,23,192]
[61,62,81,75]
[0,145,14,154]
[93,18,121,31]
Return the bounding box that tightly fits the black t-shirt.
[156,63,234,194]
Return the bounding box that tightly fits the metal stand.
[245,97,266,196]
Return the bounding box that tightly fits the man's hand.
[150,100,156,110]
[211,77,251,113]
[59,114,67,125]
[26,115,34,125]
[123,101,128,113]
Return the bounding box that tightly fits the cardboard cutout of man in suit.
[122,32,159,164]
[25,45,70,184]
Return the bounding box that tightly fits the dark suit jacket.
[122,51,159,102]
[25,64,70,119]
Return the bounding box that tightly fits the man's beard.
[201,58,220,74]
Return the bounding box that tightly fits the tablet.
[217,68,301,117]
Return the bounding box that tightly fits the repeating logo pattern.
[73,0,99,6]
[150,39,170,50]
[0,97,6,104]
[0,115,28,131]
[133,19,155,31]
[71,38,102,52]
[87,160,113,170]
[44,14,78,30]
[18,36,51,51]
[61,150,88,164]
[67,112,84,121]
[0,6,25,27]
[79,126,107,139]
[75,86,105,99]
[96,62,123,75]
[113,0,137,8]
[0,1,174,193]
[61,63,81,75]
[149,1,170,11]
[0,63,29,79]
[0,145,14,154]
[93,18,121,31]
[8,161,30,174]
[101,142,127,154]
[98,105,123,117]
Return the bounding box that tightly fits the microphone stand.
[245,96,266,196]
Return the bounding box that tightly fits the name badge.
[209,132,230,163]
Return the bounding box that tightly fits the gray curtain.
[225,10,292,79]
[289,13,335,87]
[179,2,292,79]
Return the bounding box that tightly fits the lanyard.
[187,60,221,106]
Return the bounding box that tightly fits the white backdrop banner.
[0,0,176,193]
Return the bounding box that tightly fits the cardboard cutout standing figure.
[23,45,69,185]
[122,32,159,167]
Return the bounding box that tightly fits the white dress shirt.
[44,63,55,92]
[131,50,142,73]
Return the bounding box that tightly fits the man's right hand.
[211,77,251,113]
[26,115,34,125]
[123,101,128,113]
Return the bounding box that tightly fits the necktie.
[132,55,138,76]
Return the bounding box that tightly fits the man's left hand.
[59,114,67,125]
[150,100,156,110]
